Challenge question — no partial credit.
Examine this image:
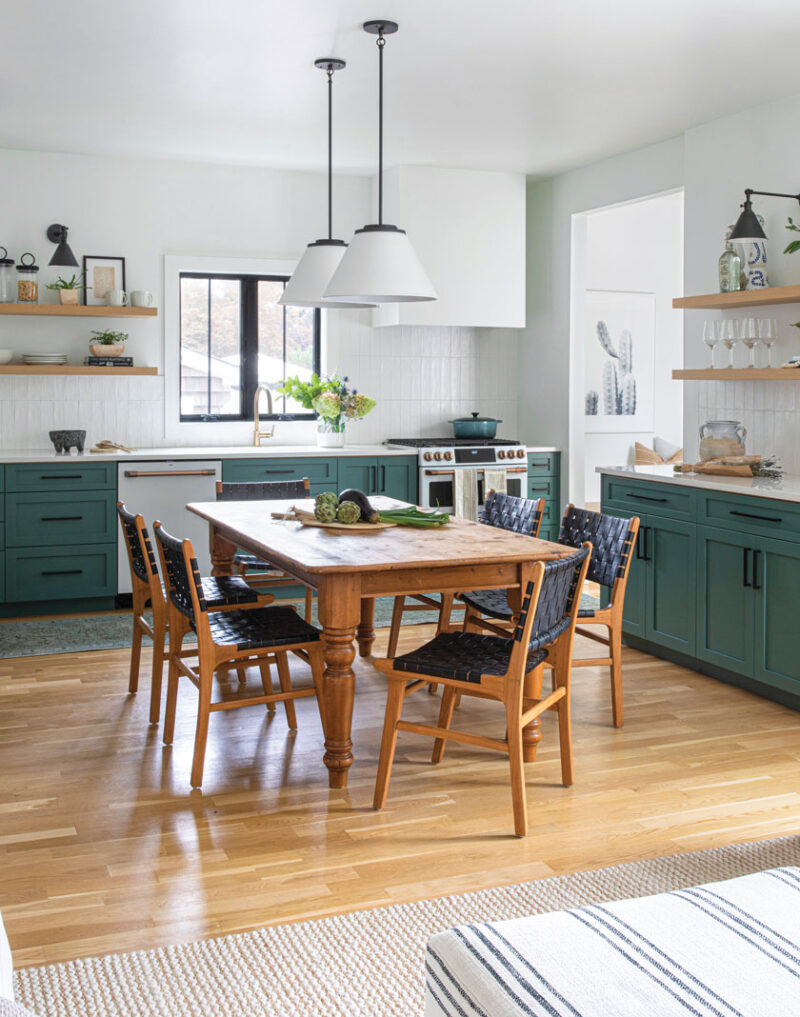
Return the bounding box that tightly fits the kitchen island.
[599,465,800,711]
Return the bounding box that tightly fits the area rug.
[12,834,800,1017]
[0,594,601,659]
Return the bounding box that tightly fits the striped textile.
[424,867,800,1017]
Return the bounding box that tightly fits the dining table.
[187,496,570,789]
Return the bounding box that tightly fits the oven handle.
[423,467,527,476]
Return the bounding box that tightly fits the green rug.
[0,594,599,659]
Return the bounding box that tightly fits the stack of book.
[84,356,135,367]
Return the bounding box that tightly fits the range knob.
[423,452,433,462]
[434,451,442,461]
[516,448,525,459]
[443,451,453,460]
[497,449,506,459]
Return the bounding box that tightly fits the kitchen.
[2,4,800,1016]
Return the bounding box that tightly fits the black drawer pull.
[626,493,668,503]
[730,509,782,524]
[264,469,294,475]
[752,549,762,590]
[40,569,83,576]
[742,547,752,588]
[39,474,84,480]
[41,516,83,522]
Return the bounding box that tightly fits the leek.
[378,507,450,528]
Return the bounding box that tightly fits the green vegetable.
[378,507,450,528]
[336,501,361,524]
[315,501,337,523]
[315,491,339,510]
[338,488,379,523]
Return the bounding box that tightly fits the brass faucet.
[253,384,276,445]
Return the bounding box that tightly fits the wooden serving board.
[271,507,396,534]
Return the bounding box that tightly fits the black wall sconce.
[730,188,800,243]
[46,224,79,267]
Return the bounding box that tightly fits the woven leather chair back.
[117,502,158,585]
[153,523,205,623]
[558,506,636,589]
[514,545,591,651]
[480,491,544,537]
[216,478,310,502]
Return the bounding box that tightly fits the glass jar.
[16,253,39,303]
[0,247,14,303]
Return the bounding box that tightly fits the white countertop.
[0,444,562,465]
[597,464,800,503]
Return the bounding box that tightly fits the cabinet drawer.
[6,543,116,601]
[527,476,559,501]
[602,476,695,520]
[527,452,559,476]
[700,492,800,542]
[222,457,337,487]
[5,491,117,548]
[541,500,561,528]
[6,461,116,493]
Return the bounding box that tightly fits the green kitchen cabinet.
[754,534,800,692]
[222,457,337,493]
[337,457,378,496]
[6,543,116,602]
[6,490,117,548]
[337,456,417,503]
[0,552,4,603]
[5,461,115,493]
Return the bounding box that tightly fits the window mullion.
[242,277,258,421]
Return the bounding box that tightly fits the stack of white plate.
[22,354,68,365]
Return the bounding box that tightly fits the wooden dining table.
[187,496,570,789]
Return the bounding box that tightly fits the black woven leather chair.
[386,491,546,658]
[555,504,640,727]
[153,522,326,789]
[373,543,591,837]
[117,502,272,724]
[216,479,314,621]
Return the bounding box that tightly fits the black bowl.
[49,429,86,454]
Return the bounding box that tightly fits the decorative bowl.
[89,342,126,358]
[49,429,86,454]
[0,349,12,364]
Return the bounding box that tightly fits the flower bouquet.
[277,372,376,447]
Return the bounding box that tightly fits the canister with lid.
[16,253,39,303]
[0,247,13,303]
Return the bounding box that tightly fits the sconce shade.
[324,224,437,303]
[46,224,79,267]
[729,201,767,243]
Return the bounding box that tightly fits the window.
[179,272,320,421]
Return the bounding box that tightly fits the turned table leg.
[357,597,376,658]
[318,576,361,789]
[210,527,237,577]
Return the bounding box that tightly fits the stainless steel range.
[384,438,528,512]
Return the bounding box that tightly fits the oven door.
[420,467,527,512]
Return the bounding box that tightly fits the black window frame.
[178,271,321,422]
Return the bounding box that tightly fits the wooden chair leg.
[557,689,574,787]
[431,685,457,763]
[304,586,313,622]
[128,611,143,694]
[275,652,297,729]
[373,680,406,810]
[149,616,166,725]
[505,687,528,837]
[386,596,405,658]
[308,645,327,735]
[190,663,214,788]
[235,665,248,686]
[609,624,624,728]
[258,660,277,713]
[163,616,185,745]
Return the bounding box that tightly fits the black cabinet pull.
[370,465,378,492]
[730,509,782,524]
[752,549,762,590]
[264,469,294,476]
[41,516,83,522]
[380,464,386,492]
[635,529,645,560]
[742,547,752,588]
[41,569,83,576]
[626,493,668,503]
[39,474,83,480]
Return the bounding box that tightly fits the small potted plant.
[89,329,128,358]
[46,272,90,306]
[277,372,376,447]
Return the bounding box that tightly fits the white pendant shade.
[323,226,437,304]
[278,241,376,308]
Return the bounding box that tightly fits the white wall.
[578,191,684,503]
[0,148,519,450]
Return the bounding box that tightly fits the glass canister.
[699,420,747,461]
[0,247,14,302]
[16,252,39,303]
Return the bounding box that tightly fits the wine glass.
[720,319,736,368]
[759,318,777,368]
[702,320,720,368]
[740,317,758,368]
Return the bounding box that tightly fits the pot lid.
[449,411,503,423]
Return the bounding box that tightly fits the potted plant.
[89,328,128,358]
[46,272,90,306]
[277,372,376,448]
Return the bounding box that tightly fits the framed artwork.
[83,256,126,306]
[584,289,655,433]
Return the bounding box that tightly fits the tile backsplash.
[0,324,519,449]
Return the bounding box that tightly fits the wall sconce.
[729,188,800,243]
[46,224,79,267]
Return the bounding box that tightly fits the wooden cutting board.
[271,507,396,533]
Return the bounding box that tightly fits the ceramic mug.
[106,289,128,306]
[129,290,153,307]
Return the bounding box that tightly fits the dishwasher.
[117,459,222,594]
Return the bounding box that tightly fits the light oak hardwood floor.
[1,620,799,966]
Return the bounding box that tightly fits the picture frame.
[82,255,126,306]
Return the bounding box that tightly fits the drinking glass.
[702,319,720,368]
[758,318,777,368]
[740,317,758,368]
[720,319,736,368]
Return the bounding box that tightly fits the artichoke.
[315,501,337,523]
[335,501,361,524]
[315,492,339,511]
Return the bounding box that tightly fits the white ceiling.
[5,0,800,177]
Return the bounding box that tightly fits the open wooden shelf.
[673,284,800,310]
[0,365,158,376]
[0,304,157,317]
[672,368,800,380]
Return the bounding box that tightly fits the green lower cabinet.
[621,521,648,638]
[222,457,337,488]
[753,535,800,693]
[338,457,379,495]
[697,525,754,674]
[0,552,4,603]
[6,543,116,602]
[5,490,117,547]
[379,456,417,502]
[647,517,696,654]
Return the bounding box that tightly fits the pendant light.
[324,20,437,304]
[279,59,375,309]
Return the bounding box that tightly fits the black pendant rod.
[327,67,333,239]
[377,28,385,226]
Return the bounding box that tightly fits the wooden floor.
[1,618,800,967]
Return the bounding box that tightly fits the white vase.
[316,425,345,448]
